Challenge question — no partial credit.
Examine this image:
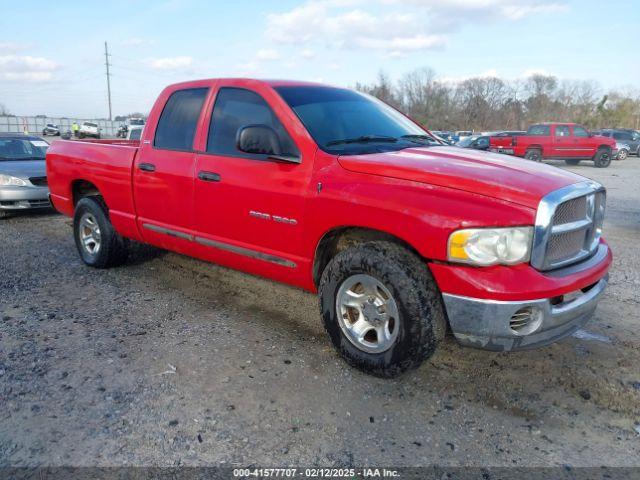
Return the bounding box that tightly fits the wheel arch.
[71,179,103,206]
[312,226,423,288]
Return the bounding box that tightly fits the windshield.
[129,119,145,125]
[84,122,98,128]
[0,137,48,161]
[275,86,441,155]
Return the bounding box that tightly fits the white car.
[79,122,101,139]
[126,126,144,140]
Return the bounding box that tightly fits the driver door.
[192,86,313,273]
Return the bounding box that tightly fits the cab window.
[527,125,550,136]
[573,126,589,137]
[555,125,570,137]
[207,87,298,159]
[154,88,208,151]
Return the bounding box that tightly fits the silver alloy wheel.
[79,212,101,256]
[618,149,628,160]
[336,274,400,354]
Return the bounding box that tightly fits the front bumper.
[0,186,51,210]
[437,242,611,351]
[442,276,608,351]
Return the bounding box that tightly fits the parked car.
[126,126,144,140]
[595,129,640,157]
[117,118,147,138]
[615,142,630,160]
[46,79,611,377]
[42,123,60,136]
[456,135,490,150]
[512,123,617,168]
[128,117,145,126]
[0,133,51,218]
[489,131,527,154]
[455,130,473,142]
[78,122,101,139]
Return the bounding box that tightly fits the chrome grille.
[552,196,587,225]
[532,181,606,271]
[546,229,588,264]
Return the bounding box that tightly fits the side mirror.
[237,125,300,163]
[237,124,281,155]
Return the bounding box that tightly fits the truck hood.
[337,146,587,209]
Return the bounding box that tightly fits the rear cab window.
[573,126,589,137]
[154,88,209,151]
[527,125,550,136]
[206,87,298,159]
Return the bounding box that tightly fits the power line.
[104,41,113,121]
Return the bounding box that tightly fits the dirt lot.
[1,157,639,468]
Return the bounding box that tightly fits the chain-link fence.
[0,116,120,137]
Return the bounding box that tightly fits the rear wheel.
[617,149,628,161]
[565,159,581,165]
[524,148,542,162]
[593,148,612,168]
[319,241,446,378]
[73,197,129,268]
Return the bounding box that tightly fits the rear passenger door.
[571,125,593,157]
[552,124,573,157]
[133,87,209,248]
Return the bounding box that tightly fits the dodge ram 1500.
[46,79,612,377]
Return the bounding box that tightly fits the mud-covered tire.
[593,148,612,168]
[565,159,581,165]
[524,149,542,162]
[73,197,129,268]
[318,241,446,378]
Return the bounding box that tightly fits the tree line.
[355,68,640,132]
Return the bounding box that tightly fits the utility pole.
[104,41,112,121]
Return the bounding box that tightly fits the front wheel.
[617,149,628,161]
[319,241,446,378]
[524,149,542,162]
[593,149,612,168]
[73,197,129,268]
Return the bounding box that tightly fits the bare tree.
[356,68,640,132]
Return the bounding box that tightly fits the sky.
[0,0,638,118]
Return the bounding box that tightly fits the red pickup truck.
[497,123,617,168]
[46,79,612,377]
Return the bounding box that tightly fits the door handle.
[138,163,156,172]
[198,171,221,182]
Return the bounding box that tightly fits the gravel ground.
[0,157,639,468]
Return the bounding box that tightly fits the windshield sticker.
[30,141,49,148]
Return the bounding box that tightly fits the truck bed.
[46,138,142,240]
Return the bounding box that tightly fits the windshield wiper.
[326,135,398,146]
[400,134,439,144]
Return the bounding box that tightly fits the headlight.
[0,174,27,187]
[448,226,533,266]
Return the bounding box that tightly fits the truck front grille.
[532,182,606,271]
